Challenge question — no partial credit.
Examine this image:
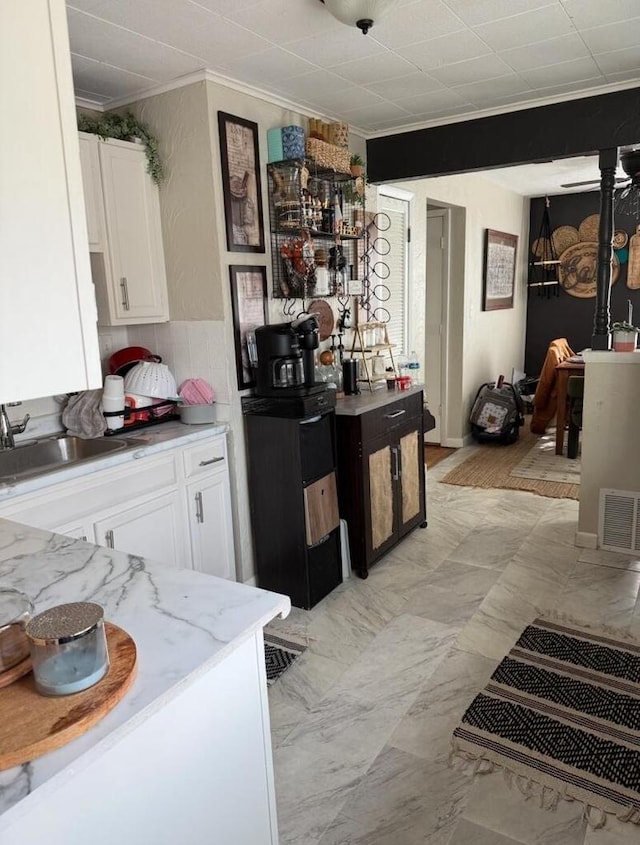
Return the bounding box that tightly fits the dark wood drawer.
[360,392,423,442]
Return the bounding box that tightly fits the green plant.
[77,111,164,184]
[350,153,364,166]
[611,321,639,332]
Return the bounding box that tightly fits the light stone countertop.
[0,517,290,822]
[0,421,229,501]
[334,384,424,416]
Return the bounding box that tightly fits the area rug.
[440,429,579,500]
[452,617,640,827]
[264,634,306,686]
[510,431,581,485]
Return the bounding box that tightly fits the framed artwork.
[483,229,518,311]
[218,112,265,253]
[229,265,268,390]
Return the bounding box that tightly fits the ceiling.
[480,154,629,197]
[67,0,640,137]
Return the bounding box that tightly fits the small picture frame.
[483,229,518,311]
[218,112,265,253]
[229,265,268,390]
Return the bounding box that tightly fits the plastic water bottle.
[408,351,421,385]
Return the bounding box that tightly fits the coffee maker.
[254,317,325,397]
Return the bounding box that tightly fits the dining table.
[555,359,585,455]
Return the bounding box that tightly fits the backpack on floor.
[469,381,524,445]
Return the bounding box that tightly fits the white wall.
[386,173,529,444]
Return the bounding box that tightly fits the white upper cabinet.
[0,0,101,404]
[79,135,169,326]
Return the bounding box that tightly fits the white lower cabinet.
[0,434,235,578]
[94,491,187,568]
[187,473,234,580]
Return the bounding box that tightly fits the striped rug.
[452,617,640,827]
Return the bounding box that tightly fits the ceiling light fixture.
[320,0,399,34]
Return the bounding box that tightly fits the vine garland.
[77,111,164,185]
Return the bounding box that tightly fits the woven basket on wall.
[305,138,350,174]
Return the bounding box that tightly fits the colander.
[123,361,177,399]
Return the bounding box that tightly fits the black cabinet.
[244,409,342,609]
[336,390,426,577]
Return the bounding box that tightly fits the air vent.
[598,489,640,553]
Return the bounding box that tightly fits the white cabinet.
[78,134,169,326]
[187,475,234,579]
[0,0,101,404]
[94,491,187,567]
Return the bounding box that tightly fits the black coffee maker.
[254,317,325,397]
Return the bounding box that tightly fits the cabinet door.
[365,436,396,556]
[52,521,93,542]
[78,133,105,250]
[94,492,187,568]
[99,141,169,324]
[0,0,101,403]
[396,421,425,538]
[187,474,235,580]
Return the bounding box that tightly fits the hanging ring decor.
[528,196,560,298]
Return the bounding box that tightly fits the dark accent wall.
[367,87,640,184]
[525,193,639,377]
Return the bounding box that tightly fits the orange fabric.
[530,338,575,434]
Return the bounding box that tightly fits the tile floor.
[266,444,640,845]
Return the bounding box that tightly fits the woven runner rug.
[264,634,306,687]
[452,617,640,827]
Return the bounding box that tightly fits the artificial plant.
[78,111,164,184]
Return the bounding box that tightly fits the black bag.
[469,381,524,445]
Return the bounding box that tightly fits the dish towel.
[62,390,107,439]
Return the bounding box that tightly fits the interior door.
[426,209,445,443]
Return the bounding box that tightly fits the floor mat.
[264,634,306,686]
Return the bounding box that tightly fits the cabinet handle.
[199,457,224,467]
[195,491,204,523]
[120,277,130,311]
[385,409,406,419]
[391,446,400,481]
[397,444,403,478]
[80,535,87,542]
[300,415,322,425]
[105,529,114,549]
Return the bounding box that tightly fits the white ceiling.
[481,154,629,197]
[67,0,640,137]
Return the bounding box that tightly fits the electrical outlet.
[99,333,114,358]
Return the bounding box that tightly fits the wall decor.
[218,112,265,253]
[229,265,268,390]
[483,229,518,311]
[558,242,620,298]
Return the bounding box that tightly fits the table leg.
[555,370,569,455]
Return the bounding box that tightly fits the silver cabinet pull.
[195,491,204,523]
[391,446,400,480]
[105,529,114,548]
[300,415,322,425]
[385,409,406,419]
[199,457,224,467]
[397,445,403,478]
[80,535,87,542]
[120,277,130,311]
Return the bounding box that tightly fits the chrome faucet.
[0,403,30,450]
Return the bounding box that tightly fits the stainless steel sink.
[0,436,137,482]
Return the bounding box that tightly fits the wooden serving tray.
[0,622,137,771]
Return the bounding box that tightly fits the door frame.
[426,206,452,446]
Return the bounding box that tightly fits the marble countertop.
[335,384,423,416]
[0,518,290,822]
[0,421,229,501]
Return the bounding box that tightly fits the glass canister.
[0,589,34,672]
[26,602,109,696]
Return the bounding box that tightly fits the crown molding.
[75,96,107,112]
[366,79,640,139]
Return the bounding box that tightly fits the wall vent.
[598,489,640,553]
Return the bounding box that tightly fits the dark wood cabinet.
[244,409,342,609]
[336,390,426,577]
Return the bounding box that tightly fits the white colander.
[123,361,177,399]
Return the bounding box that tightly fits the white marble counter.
[0,518,290,824]
[0,421,228,501]
[335,384,423,416]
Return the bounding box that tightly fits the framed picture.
[218,112,265,253]
[229,265,268,390]
[483,229,518,311]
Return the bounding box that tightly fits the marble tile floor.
[267,446,640,845]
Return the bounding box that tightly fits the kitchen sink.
[0,435,143,482]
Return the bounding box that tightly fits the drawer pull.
[105,529,114,549]
[385,409,406,419]
[300,415,322,425]
[120,277,130,311]
[199,457,224,467]
[195,491,204,523]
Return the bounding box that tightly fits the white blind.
[375,197,408,354]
